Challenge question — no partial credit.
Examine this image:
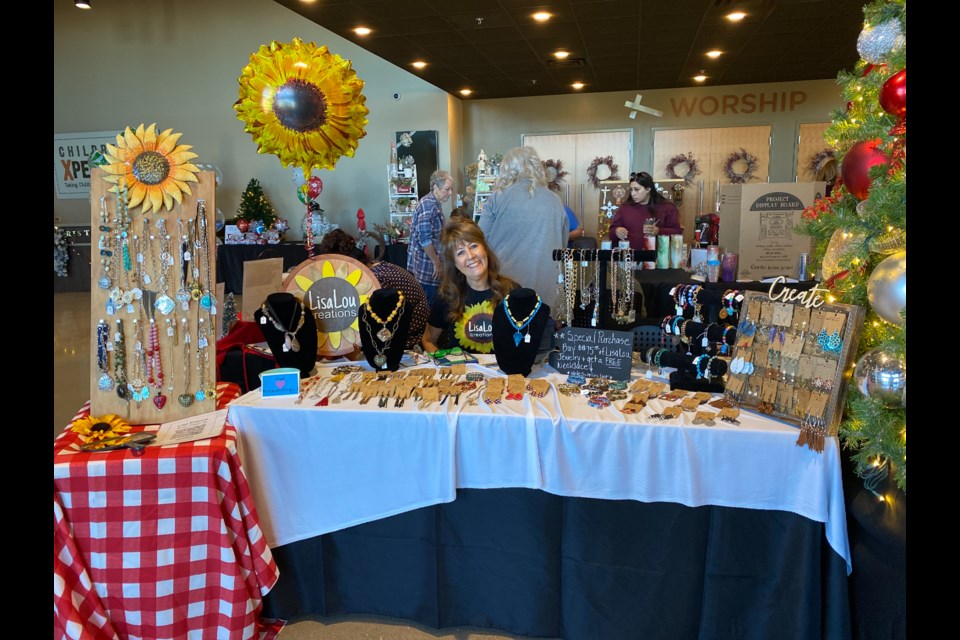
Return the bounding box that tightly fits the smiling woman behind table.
[608,171,682,249]
[421,218,519,354]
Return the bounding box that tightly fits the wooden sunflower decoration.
[101,123,200,214]
[234,38,369,174]
[70,414,132,449]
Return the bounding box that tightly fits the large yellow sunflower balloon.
[101,123,201,214]
[234,38,369,173]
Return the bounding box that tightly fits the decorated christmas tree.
[800,0,906,493]
[236,178,278,229]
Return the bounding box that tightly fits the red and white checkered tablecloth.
[53,383,283,640]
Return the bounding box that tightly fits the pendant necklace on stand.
[503,293,542,347]
[365,290,405,342]
[362,298,406,369]
[260,299,306,352]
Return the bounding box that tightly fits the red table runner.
[53,383,283,640]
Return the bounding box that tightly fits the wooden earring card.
[88,168,217,424]
[723,283,864,436]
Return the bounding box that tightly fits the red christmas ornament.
[236,219,250,233]
[840,139,890,200]
[879,69,906,118]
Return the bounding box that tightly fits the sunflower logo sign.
[454,301,495,353]
[286,255,379,356]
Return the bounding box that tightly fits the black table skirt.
[263,489,851,640]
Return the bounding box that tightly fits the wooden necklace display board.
[89,168,218,423]
[723,282,864,449]
[282,254,380,358]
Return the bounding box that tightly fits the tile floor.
[53,290,555,640]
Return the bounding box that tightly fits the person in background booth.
[421,218,519,355]
[407,169,454,306]
[317,229,430,351]
[478,146,567,312]
[545,180,584,246]
[609,171,682,250]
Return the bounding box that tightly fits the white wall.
[54,0,455,236]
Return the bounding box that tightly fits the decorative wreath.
[664,151,701,185]
[542,158,569,192]
[809,148,836,178]
[723,147,759,184]
[586,155,621,189]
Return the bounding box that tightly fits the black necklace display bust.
[492,287,551,376]
[358,287,411,372]
[253,292,317,376]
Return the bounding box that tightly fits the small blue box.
[259,367,300,398]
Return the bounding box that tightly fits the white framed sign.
[54,130,118,199]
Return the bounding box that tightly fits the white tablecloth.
[227,357,851,573]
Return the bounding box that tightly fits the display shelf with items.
[387,163,419,229]
[89,168,218,424]
[472,149,498,223]
[723,286,864,452]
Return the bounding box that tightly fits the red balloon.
[840,140,890,200]
[307,176,323,199]
[236,219,250,233]
[879,70,906,118]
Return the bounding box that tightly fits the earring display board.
[723,286,864,450]
[89,168,218,423]
[282,254,380,357]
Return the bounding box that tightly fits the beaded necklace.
[502,293,542,346]
[96,319,114,392]
[178,316,194,407]
[114,318,129,401]
[260,299,307,352]
[364,290,405,341]
[362,302,406,369]
[97,196,113,290]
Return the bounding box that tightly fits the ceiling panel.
[270,0,868,99]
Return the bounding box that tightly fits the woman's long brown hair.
[436,217,518,322]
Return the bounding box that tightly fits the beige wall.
[54,0,844,238]
[461,81,843,187]
[54,0,455,235]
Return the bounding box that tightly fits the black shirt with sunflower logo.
[429,286,512,353]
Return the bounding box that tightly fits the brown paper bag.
[241,257,284,322]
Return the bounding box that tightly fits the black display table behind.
[216,242,309,295]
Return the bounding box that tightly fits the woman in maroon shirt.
[608,171,682,250]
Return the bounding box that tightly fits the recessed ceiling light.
[726,11,747,22]
[412,61,427,69]
[553,50,570,59]
[354,26,372,36]
[459,89,473,96]
[693,73,707,83]
[532,12,552,22]
[571,82,585,90]
[706,50,722,59]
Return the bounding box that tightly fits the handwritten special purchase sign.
[53,130,119,199]
[549,327,634,380]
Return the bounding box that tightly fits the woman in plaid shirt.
[407,169,454,306]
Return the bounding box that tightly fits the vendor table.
[227,359,852,639]
[53,383,282,640]
[216,242,309,295]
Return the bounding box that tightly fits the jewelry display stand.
[724,291,864,450]
[552,248,655,330]
[357,288,410,371]
[491,288,551,376]
[89,168,218,423]
[254,292,318,376]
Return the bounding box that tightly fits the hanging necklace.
[362,302,406,369]
[260,299,307,352]
[178,316,194,407]
[502,293,542,346]
[364,290,405,341]
[96,319,114,391]
[114,318,129,401]
[97,196,113,290]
